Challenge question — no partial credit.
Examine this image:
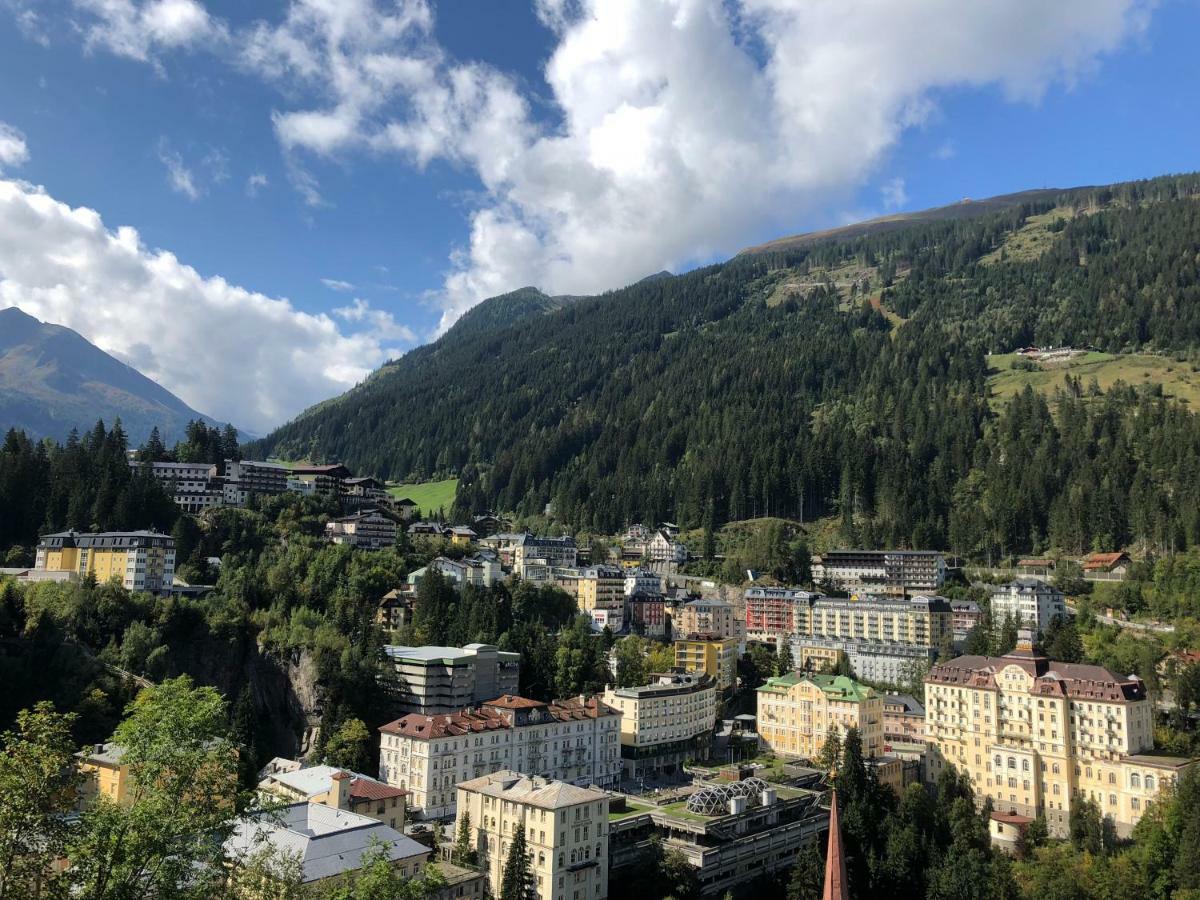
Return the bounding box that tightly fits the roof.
[1121,754,1195,770]
[382,644,515,665]
[926,652,1145,702]
[1016,558,1055,567]
[38,530,174,550]
[1083,551,1130,571]
[757,672,876,702]
[990,811,1034,826]
[455,771,608,810]
[262,765,404,802]
[76,741,127,767]
[379,708,510,739]
[486,695,547,710]
[291,464,352,477]
[224,803,427,883]
[883,694,926,716]
[683,598,733,610]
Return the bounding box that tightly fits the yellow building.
[602,672,717,777]
[675,599,740,640]
[455,771,610,900]
[674,636,739,693]
[755,673,884,760]
[36,530,176,592]
[257,763,408,831]
[576,565,626,614]
[924,640,1194,837]
[794,594,952,648]
[76,742,133,808]
[795,644,843,674]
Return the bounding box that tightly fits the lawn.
[386,478,459,516]
[987,352,1200,409]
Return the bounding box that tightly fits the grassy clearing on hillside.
[988,352,1200,408]
[386,478,459,515]
[979,207,1075,265]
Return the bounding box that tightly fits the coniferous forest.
[251,174,1200,559]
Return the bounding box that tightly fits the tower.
[823,789,849,900]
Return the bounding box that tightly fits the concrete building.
[257,763,408,831]
[882,694,926,746]
[377,589,412,632]
[426,555,504,590]
[35,530,175,593]
[743,587,824,643]
[382,644,521,716]
[924,637,1193,837]
[951,600,983,642]
[674,636,739,693]
[791,635,935,686]
[513,534,578,577]
[129,460,223,513]
[222,459,290,505]
[812,550,946,596]
[378,695,621,819]
[325,510,398,549]
[626,593,667,637]
[676,598,740,641]
[756,673,884,760]
[647,530,687,564]
[455,771,610,900]
[989,578,1067,635]
[602,672,717,778]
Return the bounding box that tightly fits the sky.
[0,0,1198,435]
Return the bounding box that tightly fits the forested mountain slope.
[250,173,1200,558]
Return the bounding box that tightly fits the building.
[513,535,578,577]
[951,600,983,642]
[290,463,353,496]
[1016,558,1056,578]
[378,695,621,819]
[342,476,390,509]
[647,529,687,564]
[257,764,408,830]
[575,565,626,616]
[408,520,444,536]
[924,637,1193,837]
[626,593,667,638]
[224,802,430,889]
[743,587,824,643]
[382,644,521,716]
[325,510,398,549]
[608,775,828,896]
[443,525,478,547]
[393,497,420,520]
[812,550,946,596]
[588,608,623,633]
[454,771,610,900]
[624,569,662,597]
[377,589,412,631]
[1082,551,1132,580]
[35,530,176,592]
[674,636,739,693]
[990,579,1066,635]
[882,694,926,745]
[602,672,717,778]
[756,672,884,760]
[129,460,223,513]
[426,555,503,590]
[222,459,290,505]
[791,635,933,686]
[76,741,132,807]
[676,598,740,640]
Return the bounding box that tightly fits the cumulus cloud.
[73,0,226,62]
[0,179,411,432]
[0,121,29,170]
[333,297,418,342]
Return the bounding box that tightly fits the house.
[407,520,444,536]
[1082,551,1132,580]
[377,589,412,631]
[471,514,507,538]
[442,525,478,547]
[257,764,408,830]
[648,530,687,564]
[393,497,420,520]
[325,510,398,549]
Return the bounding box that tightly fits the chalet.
[1016,557,1056,577]
[1082,551,1132,580]
[392,497,419,520]
[442,525,478,547]
[407,521,443,536]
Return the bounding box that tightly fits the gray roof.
[224,803,427,883]
[883,693,926,716]
[456,771,608,810]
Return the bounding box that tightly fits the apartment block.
[325,510,398,549]
[812,550,946,596]
[882,694,926,745]
[222,459,290,505]
[756,672,884,760]
[36,530,175,593]
[129,460,223,513]
[743,587,824,643]
[676,598,740,641]
[602,672,717,778]
[924,638,1192,837]
[378,695,621,818]
[989,578,1067,635]
[513,535,578,577]
[382,644,521,716]
[455,771,610,900]
[257,762,408,830]
[626,593,667,637]
[674,636,739,693]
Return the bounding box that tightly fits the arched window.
[538,852,545,867]
[1131,773,1141,788]
[1146,775,1156,791]
[1008,757,1017,769]
[1022,759,1030,772]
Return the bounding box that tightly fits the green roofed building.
[756,672,884,761]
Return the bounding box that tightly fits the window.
[1146,776,1156,791]
[1131,773,1141,788]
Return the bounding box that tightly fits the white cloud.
[245,172,269,197]
[0,178,411,432]
[321,278,355,292]
[333,298,418,343]
[881,177,908,211]
[0,122,29,170]
[157,141,200,199]
[73,0,226,62]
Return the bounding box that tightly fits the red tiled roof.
[350,776,407,801]
[485,695,547,710]
[926,652,1145,702]
[547,696,619,720]
[379,708,511,739]
[990,811,1033,826]
[1082,551,1128,571]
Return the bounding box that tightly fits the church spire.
[823,788,849,900]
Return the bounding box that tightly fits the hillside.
[0,307,223,444]
[250,173,1200,559]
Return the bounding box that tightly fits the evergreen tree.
[499,825,534,900]
[452,812,477,867]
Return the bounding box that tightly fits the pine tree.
[452,811,477,867]
[499,824,533,900]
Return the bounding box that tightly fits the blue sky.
[0,0,1196,432]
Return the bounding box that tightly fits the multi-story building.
[602,672,717,778]
[676,598,740,641]
[325,510,398,549]
[791,635,934,686]
[989,578,1067,635]
[257,763,408,830]
[36,530,175,592]
[289,463,353,496]
[924,637,1193,837]
[223,459,290,505]
[419,555,503,590]
[648,530,687,564]
[756,672,884,760]
[882,694,926,746]
[377,589,412,632]
[455,771,610,900]
[513,535,578,577]
[624,569,663,597]
[674,636,739,693]
[378,695,621,819]
[951,600,983,642]
[575,565,626,615]
[626,593,667,637]
[743,587,824,643]
[382,644,521,716]
[812,550,946,596]
[129,460,224,513]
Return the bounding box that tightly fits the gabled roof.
[1083,551,1130,571]
[926,652,1145,702]
[456,771,608,810]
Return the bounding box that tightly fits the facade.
[129,460,223,512]
[36,530,175,592]
[676,598,740,641]
[427,555,504,590]
[325,510,398,549]
[379,696,621,819]
[513,534,578,577]
[587,608,623,633]
[377,589,412,631]
[624,570,663,597]
[812,550,946,596]
[924,640,1191,837]
[382,644,521,716]
[602,672,717,778]
[1082,551,1132,580]
[222,459,290,505]
[756,673,884,760]
[290,463,353,496]
[647,530,688,564]
[76,742,132,808]
[455,771,610,900]
[626,593,667,637]
[225,802,430,888]
[743,587,824,643]
[989,578,1066,635]
[674,636,739,693]
[951,600,983,641]
[444,526,478,546]
[257,764,408,830]
[576,565,626,615]
[791,635,934,686]
[882,694,926,745]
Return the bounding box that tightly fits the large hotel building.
[924,637,1193,837]
[34,530,175,592]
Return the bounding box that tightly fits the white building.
[624,569,662,596]
[428,555,504,590]
[378,695,622,819]
[990,578,1067,635]
[382,644,521,716]
[325,510,398,549]
[129,460,224,513]
[647,530,687,564]
[602,673,717,778]
[812,550,946,596]
[222,459,290,506]
[455,771,610,900]
[513,535,578,578]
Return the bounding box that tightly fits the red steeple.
[823,789,849,900]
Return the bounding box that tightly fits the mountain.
[249,173,1200,557]
[0,307,221,444]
